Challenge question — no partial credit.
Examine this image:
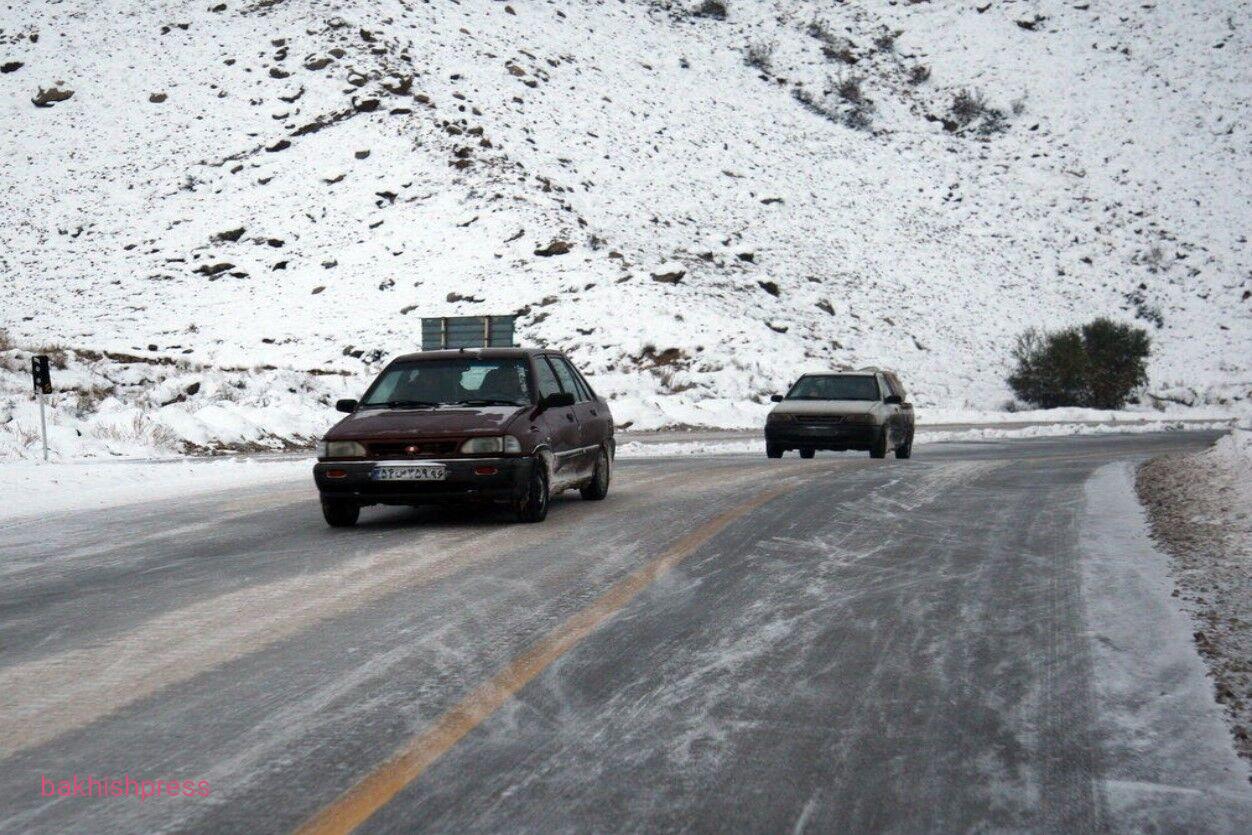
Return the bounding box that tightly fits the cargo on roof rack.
[421,315,516,350]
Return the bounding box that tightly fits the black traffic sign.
[31,355,52,395]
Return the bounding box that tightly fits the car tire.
[515,458,550,523]
[321,499,359,528]
[580,448,610,501]
[870,429,889,459]
[895,435,913,459]
[799,448,815,459]
[766,443,783,459]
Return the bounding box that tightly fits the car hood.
[325,404,528,440]
[770,400,880,416]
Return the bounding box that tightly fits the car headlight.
[767,413,795,424]
[319,440,367,458]
[460,436,522,454]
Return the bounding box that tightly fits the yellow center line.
[294,484,790,835]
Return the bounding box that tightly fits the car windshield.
[787,374,880,401]
[360,358,532,408]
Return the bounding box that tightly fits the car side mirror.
[884,395,903,405]
[539,391,575,410]
[335,398,358,413]
[770,394,784,403]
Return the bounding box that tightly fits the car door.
[877,373,900,446]
[532,355,580,486]
[887,372,915,438]
[567,358,612,454]
[879,372,910,444]
[533,355,580,485]
[546,355,595,479]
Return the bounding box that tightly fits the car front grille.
[367,439,461,459]
[796,415,851,424]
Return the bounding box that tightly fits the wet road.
[2,432,1249,833]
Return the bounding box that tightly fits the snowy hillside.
[1,0,1249,455]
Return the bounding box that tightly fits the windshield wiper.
[454,398,525,407]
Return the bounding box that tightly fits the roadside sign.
[31,355,51,461]
[31,354,52,394]
[421,316,516,350]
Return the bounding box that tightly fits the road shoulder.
[1080,462,1252,831]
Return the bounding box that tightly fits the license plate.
[370,464,447,481]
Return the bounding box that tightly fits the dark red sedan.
[313,348,613,526]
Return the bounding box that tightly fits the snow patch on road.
[1079,463,1252,827]
[0,457,311,524]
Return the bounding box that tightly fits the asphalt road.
[2,431,1248,833]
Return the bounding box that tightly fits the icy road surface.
[1,432,1249,833]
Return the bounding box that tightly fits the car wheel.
[321,499,359,528]
[580,448,611,500]
[869,429,889,459]
[515,458,550,523]
[799,448,815,459]
[895,434,913,459]
[766,443,783,459]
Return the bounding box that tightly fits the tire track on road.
[0,460,824,758]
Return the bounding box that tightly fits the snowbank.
[0,457,311,523]
[1081,463,1252,824]
[0,346,359,459]
[1136,426,1252,768]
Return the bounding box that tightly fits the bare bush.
[951,88,984,124]
[873,29,898,51]
[1140,246,1166,274]
[805,19,836,44]
[807,20,857,63]
[69,385,115,417]
[33,343,70,369]
[89,413,179,449]
[792,83,874,132]
[834,74,865,103]
[907,64,930,85]
[744,39,775,72]
[950,88,1009,136]
[691,0,727,19]
[823,43,857,64]
[0,329,13,351]
[843,105,874,131]
[12,422,39,449]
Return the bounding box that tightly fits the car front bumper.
[313,457,532,506]
[765,423,881,450]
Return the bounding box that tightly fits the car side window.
[548,356,587,402]
[533,357,562,399]
[571,368,595,402]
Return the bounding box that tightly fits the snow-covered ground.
[0,456,312,523]
[1136,427,1252,768]
[1,0,1248,458]
[1082,461,1252,822]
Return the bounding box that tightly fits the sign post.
[31,355,51,462]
